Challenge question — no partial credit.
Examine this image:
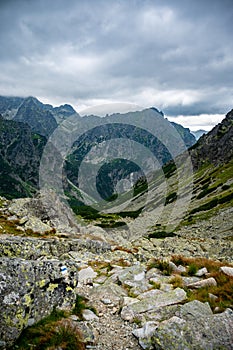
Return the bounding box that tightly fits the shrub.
[147,259,172,275]
[187,263,198,276]
[148,231,176,239]
[72,295,88,319]
[169,275,184,288]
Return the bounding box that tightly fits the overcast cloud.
[0,0,232,129]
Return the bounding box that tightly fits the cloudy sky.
[0,0,232,130]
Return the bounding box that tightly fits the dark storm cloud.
[0,0,232,125]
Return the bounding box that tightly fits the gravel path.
[79,286,141,350]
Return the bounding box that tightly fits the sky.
[0,0,232,130]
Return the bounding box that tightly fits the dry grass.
[112,246,139,254]
[170,255,233,312]
[169,275,184,288]
[13,309,85,350]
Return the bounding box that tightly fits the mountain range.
[0,95,232,237]
[0,95,195,200]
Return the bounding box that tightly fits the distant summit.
[191,129,207,140]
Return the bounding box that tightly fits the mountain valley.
[0,96,232,350]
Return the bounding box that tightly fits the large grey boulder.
[8,189,80,234]
[121,288,187,322]
[0,257,79,347]
[151,300,233,350]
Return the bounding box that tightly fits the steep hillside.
[0,115,46,198]
[190,109,233,169]
[0,95,77,137]
[13,97,58,137]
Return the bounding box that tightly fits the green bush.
[72,295,88,319]
[148,231,176,239]
[165,192,177,205]
[187,263,198,276]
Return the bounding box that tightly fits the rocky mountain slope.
[0,104,232,349]
[0,95,76,136]
[0,96,196,203]
[0,115,46,198]
[190,109,233,169]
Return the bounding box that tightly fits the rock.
[187,277,217,289]
[78,322,99,345]
[25,216,52,234]
[132,321,158,350]
[177,265,186,273]
[151,301,233,350]
[220,266,233,277]
[78,267,97,286]
[168,261,179,272]
[121,288,187,322]
[8,189,81,234]
[121,297,139,307]
[82,309,99,321]
[101,298,112,305]
[146,268,161,279]
[134,271,146,282]
[137,289,163,300]
[18,216,28,225]
[0,257,79,347]
[195,267,208,277]
[209,293,218,302]
[181,276,200,286]
[125,280,152,297]
[117,265,146,285]
[90,283,127,307]
[160,283,173,292]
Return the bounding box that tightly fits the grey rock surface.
[0,257,79,346]
[151,301,233,350]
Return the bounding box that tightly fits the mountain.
[0,115,46,198]
[0,96,196,203]
[170,121,196,148]
[13,96,58,137]
[0,96,24,119]
[65,108,196,202]
[190,109,233,169]
[0,95,77,137]
[191,129,207,140]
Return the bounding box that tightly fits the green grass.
[147,258,172,276]
[12,308,85,350]
[72,295,89,319]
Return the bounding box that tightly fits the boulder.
[0,257,79,347]
[78,267,97,286]
[151,301,233,350]
[121,288,187,322]
[187,277,217,289]
[132,321,158,350]
[82,309,99,321]
[220,266,233,277]
[195,267,208,277]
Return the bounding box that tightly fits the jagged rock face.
[0,116,46,198]
[7,189,81,234]
[14,97,58,137]
[190,109,233,169]
[0,257,79,347]
[170,122,196,148]
[0,96,24,119]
